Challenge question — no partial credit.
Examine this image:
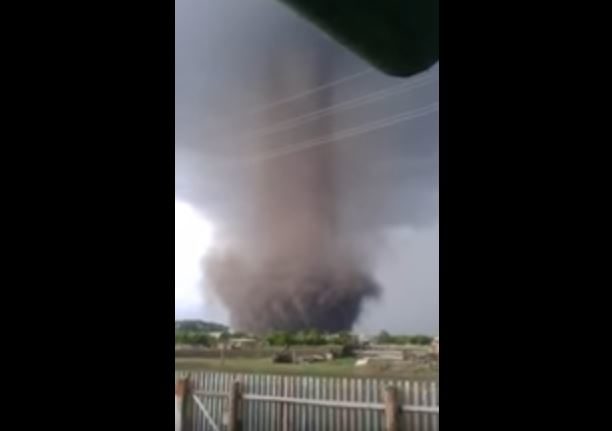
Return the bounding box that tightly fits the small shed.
[229,338,257,349]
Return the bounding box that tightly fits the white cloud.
[175,200,213,315]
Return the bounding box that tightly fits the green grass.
[175,356,438,380]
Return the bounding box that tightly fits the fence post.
[281,376,289,431]
[228,379,242,431]
[384,385,400,431]
[176,377,191,431]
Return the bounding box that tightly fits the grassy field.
[175,356,438,380]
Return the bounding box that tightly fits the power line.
[195,103,438,169]
[236,73,437,142]
[194,68,375,141]
[242,68,374,115]
[244,102,439,164]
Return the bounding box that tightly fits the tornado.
[203,28,380,333]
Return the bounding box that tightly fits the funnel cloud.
[204,30,380,333]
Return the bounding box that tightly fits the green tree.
[409,335,433,345]
[337,331,354,346]
[175,330,211,346]
[304,329,324,345]
[377,330,393,343]
[266,331,296,346]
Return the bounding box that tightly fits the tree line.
[375,331,433,346]
[175,324,433,347]
[264,330,355,346]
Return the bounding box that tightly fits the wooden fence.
[175,370,438,431]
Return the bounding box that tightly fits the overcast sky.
[175,0,438,335]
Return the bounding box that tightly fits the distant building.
[229,338,257,349]
[431,336,439,355]
[356,333,372,343]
